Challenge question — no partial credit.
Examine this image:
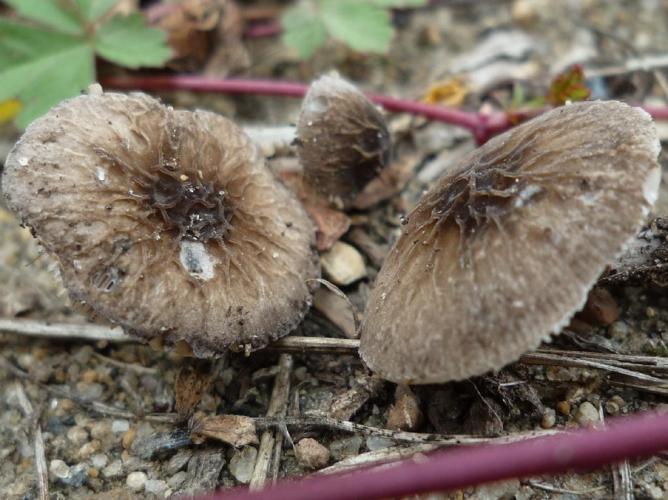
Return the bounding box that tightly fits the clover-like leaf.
[321,0,394,54]
[95,13,172,68]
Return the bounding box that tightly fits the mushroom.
[359,101,661,384]
[297,75,391,209]
[1,86,319,356]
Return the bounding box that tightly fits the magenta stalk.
[101,74,668,145]
[200,411,668,500]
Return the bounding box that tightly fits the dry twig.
[12,382,48,500]
[250,354,293,490]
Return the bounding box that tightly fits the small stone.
[50,460,87,487]
[50,459,70,480]
[90,421,111,439]
[67,426,89,445]
[144,479,168,495]
[320,241,367,286]
[386,385,423,431]
[122,427,137,450]
[126,471,147,492]
[167,471,188,489]
[76,381,104,400]
[78,440,100,459]
[81,369,98,383]
[295,438,330,469]
[329,436,363,461]
[541,408,556,429]
[111,419,130,434]
[229,446,257,484]
[575,401,600,427]
[646,306,656,318]
[579,287,619,326]
[166,449,192,474]
[646,485,664,499]
[365,436,394,451]
[556,400,571,416]
[102,459,123,478]
[90,453,108,469]
[605,395,625,415]
[608,320,629,340]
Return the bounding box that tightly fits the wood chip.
[189,412,258,447]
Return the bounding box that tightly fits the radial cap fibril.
[2,89,320,356]
[297,75,391,209]
[360,101,661,384]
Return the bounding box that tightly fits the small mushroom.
[360,101,661,384]
[297,75,391,209]
[2,87,319,356]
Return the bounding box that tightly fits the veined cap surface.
[360,101,661,384]
[2,90,320,356]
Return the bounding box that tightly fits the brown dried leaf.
[189,412,258,447]
[175,361,212,420]
[147,0,248,74]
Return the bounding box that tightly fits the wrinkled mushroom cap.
[2,89,319,356]
[360,101,661,384]
[297,75,391,209]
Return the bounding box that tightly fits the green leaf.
[321,0,394,53]
[281,6,327,59]
[3,0,84,35]
[0,20,94,127]
[94,13,171,68]
[75,0,118,21]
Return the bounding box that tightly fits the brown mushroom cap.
[360,101,661,384]
[297,75,391,209]
[2,89,319,356]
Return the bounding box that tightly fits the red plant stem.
[201,411,668,500]
[243,21,282,39]
[101,75,668,145]
[101,75,503,143]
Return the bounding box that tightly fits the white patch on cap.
[179,240,215,281]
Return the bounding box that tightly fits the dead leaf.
[147,0,249,74]
[189,412,258,447]
[352,153,419,210]
[175,360,212,420]
[423,77,469,107]
[279,170,351,251]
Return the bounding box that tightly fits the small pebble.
[145,479,168,495]
[122,427,137,450]
[67,426,89,445]
[605,395,625,415]
[76,381,104,400]
[386,385,423,431]
[295,438,330,469]
[229,446,257,484]
[50,459,70,480]
[102,460,123,478]
[111,419,130,433]
[329,436,363,461]
[126,471,147,492]
[556,401,571,416]
[320,241,367,286]
[167,471,188,489]
[608,320,629,340]
[166,449,192,474]
[78,440,100,459]
[366,436,394,451]
[575,401,600,427]
[541,408,556,429]
[90,453,108,469]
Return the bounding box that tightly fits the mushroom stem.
[101,75,668,144]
